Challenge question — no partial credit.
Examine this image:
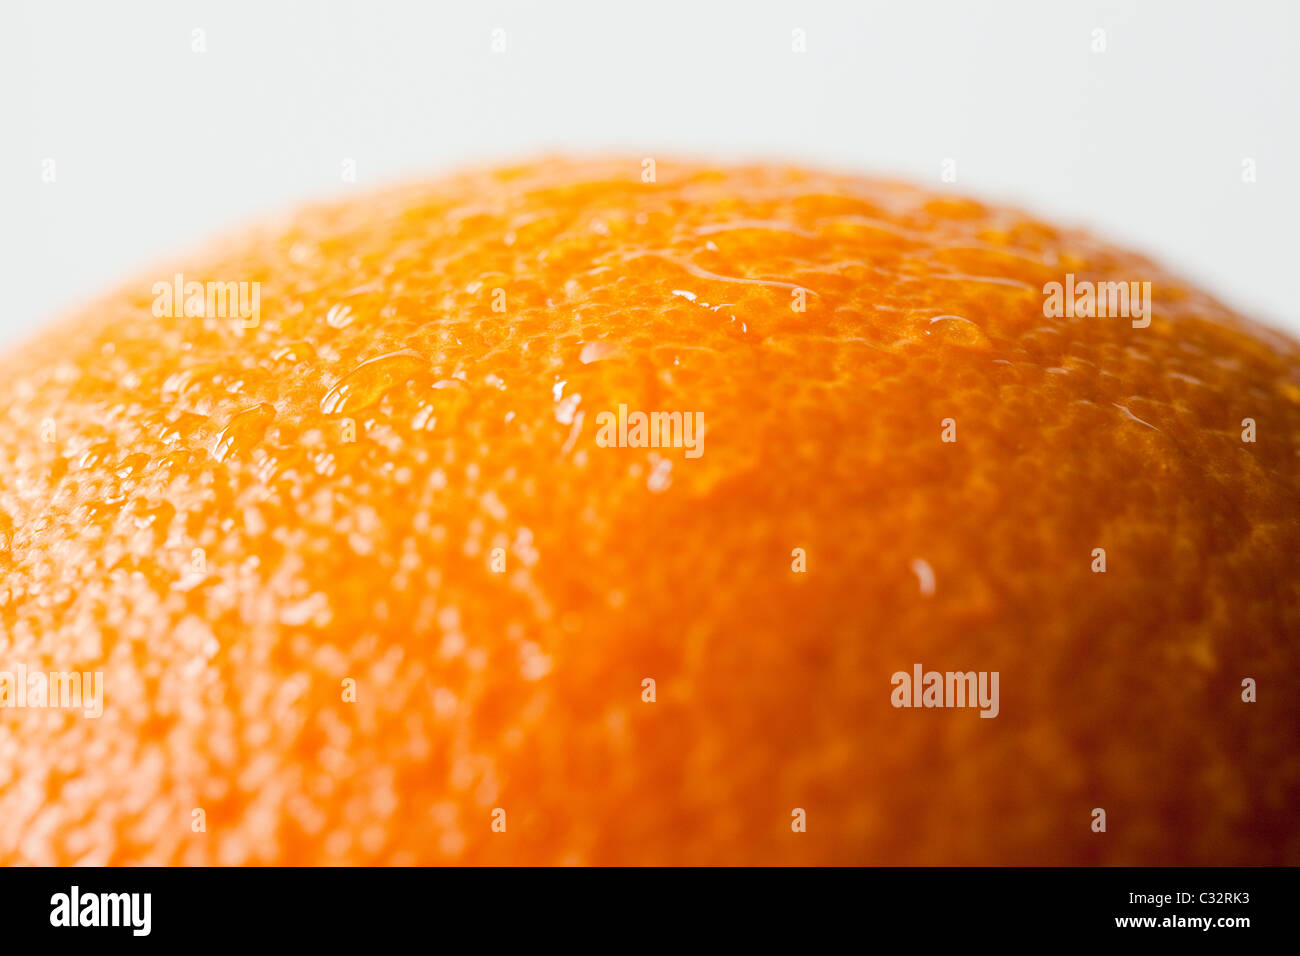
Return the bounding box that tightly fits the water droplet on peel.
[911,558,936,596]
[115,452,151,479]
[153,448,203,475]
[555,393,581,425]
[647,457,673,493]
[320,350,428,415]
[79,442,115,470]
[212,403,276,462]
[925,315,991,349]
[579,341,616,365]
[325,303,355,329]
[412,404,436,431]
[160,367,199,402]
[678,257,813,295]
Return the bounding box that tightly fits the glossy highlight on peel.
[0,158,1298,865]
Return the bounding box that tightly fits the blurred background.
[1,0,1295,345]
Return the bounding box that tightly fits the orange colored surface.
[0,159,1297,865]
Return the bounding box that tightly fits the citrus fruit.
[0,158,1297,865]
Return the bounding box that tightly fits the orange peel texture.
[0,159,1297,865]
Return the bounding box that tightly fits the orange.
[0,158,1297,865]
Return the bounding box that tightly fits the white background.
[1,0,1296,346]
